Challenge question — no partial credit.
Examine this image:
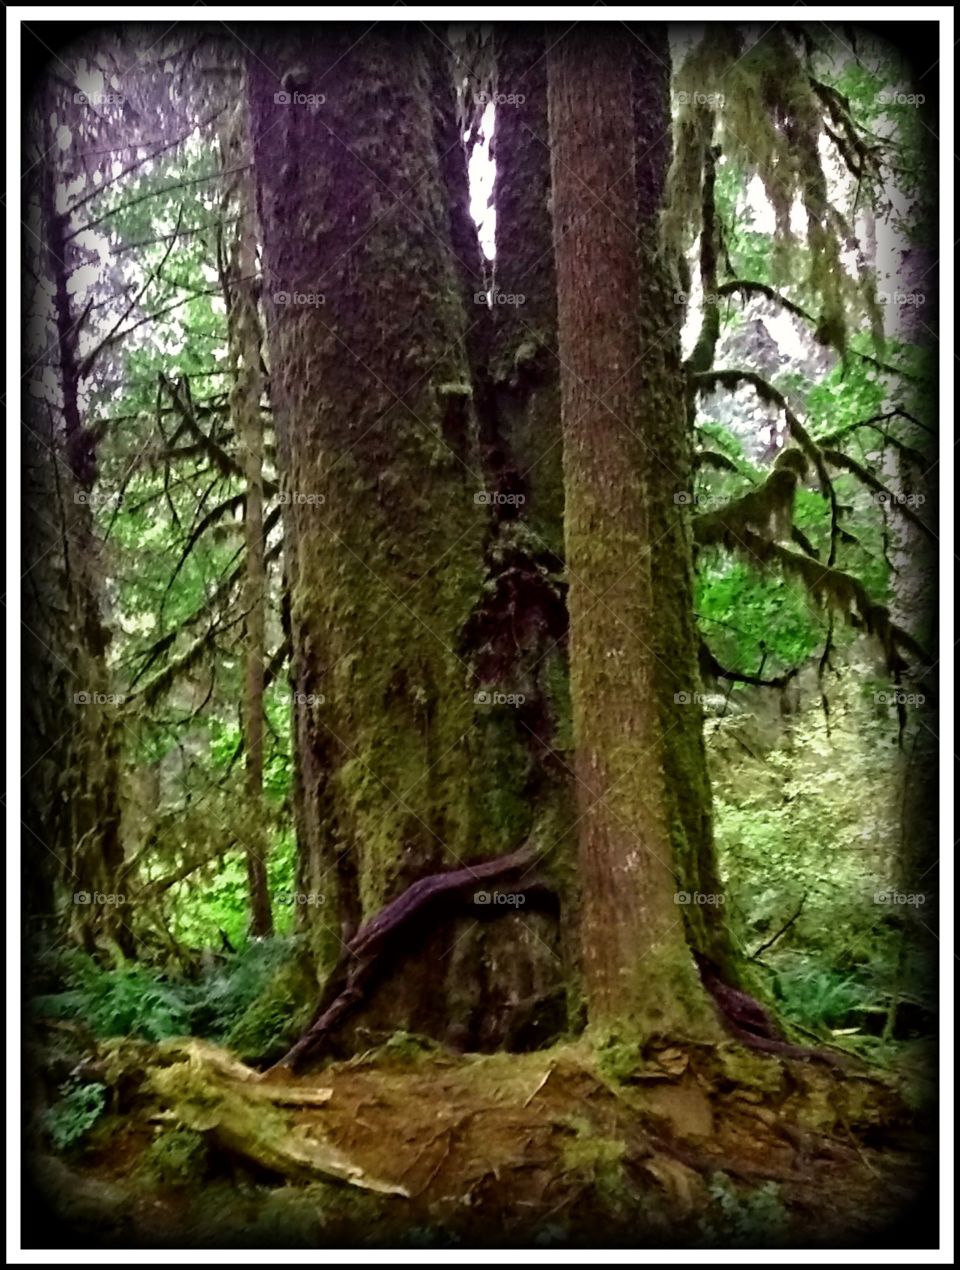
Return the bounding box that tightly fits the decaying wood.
[145,1040,405,1195]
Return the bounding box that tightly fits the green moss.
[225,954,316,1062]
[142,1127,210,1186]
[559,1115,631,1212]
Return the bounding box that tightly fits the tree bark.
[22,103,131,957]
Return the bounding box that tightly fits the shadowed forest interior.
[18,16,942,1254]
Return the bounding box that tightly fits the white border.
[6,6,954,1264]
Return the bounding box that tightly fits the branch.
[821,448,934,542]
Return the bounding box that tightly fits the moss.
[715,1044,786,1093]
[142,1128,210,1187]
[225,953,317,1062]
[358,1029,443,1065]
[559,1115,631,1212]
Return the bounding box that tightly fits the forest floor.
[24,1031,937,1249]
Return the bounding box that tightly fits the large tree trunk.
[21,104,131,957]
[487,27,564,558]
[547,29,715,1034]
[247,27,570,1050]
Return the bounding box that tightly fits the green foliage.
[34,955,195,1042]
[222,945,316,1061]
[43,1079,107,1151]
[33,938,311,1053]
[142,1128,210,1186]
[699,1173,787,1245]
[771,962,869,1031]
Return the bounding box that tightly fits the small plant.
[699,1172,787,1245]
[43,1079,107,1150]
[143,1128,209,1186]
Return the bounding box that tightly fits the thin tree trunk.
[222,104,273,938]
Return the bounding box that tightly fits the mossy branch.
[821,448,934,542]
[695,522,931,674]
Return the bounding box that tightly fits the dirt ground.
[24,1035,937,1250]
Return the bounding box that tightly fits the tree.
[247,27,571,1049]
[547,28,715,1033]
[22,82,132,957]
[219,98,274,938]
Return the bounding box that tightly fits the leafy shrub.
[32,936,312,1053]
[43,1079,107,1150]
[143,1128,209,1185]
[699,1173,787,1245]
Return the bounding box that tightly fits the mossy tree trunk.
[630,33,740,982]
[547,29,716,1034]
[247,27,571,1049]
[21,101,131,957]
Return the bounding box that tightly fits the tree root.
[269,844,552,1073]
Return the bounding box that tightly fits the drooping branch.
[698,641,799,691]
[692,368,832,496]
[684,132,721,375]
[695,521,931,675]
[693,367,842,561]
[821,447,934,542]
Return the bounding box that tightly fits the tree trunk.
[221,103,274,938]
[631,35,740,981]
[547,28,715,1034]
[247,27,571,1049]
[21,105,131,957]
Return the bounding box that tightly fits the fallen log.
[145,1040,407,1195]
